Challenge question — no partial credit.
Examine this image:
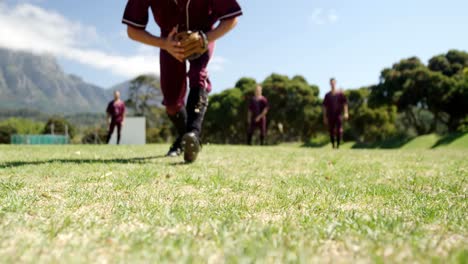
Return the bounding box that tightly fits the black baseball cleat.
[166,141,182,157]
[181,132,200,163]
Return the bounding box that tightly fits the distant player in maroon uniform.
[323,78,349,149]
[122,0,242,162]
[248,85,269,145]
[106,91,126,145]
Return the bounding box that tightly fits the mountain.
[0,48,108,113]
[0,48,162,114]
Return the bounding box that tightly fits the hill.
[0,48,111,113]
[0,48,162,113]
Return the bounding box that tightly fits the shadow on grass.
[0,155,167,169]
[301,135,329,148]
[302,136,412,149]
[431,132,466,148]
[170,161,190,166]
[301,141,329,148]
[352,137,412,149]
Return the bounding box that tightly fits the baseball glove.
[174,31,209,61]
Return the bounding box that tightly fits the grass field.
[0,144,467,263]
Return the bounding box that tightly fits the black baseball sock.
[186,87,208,139]
[168,108,187,146]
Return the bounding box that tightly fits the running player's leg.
[260,119,267,145]
[336,116,343,149]
[116,122,122,145]
[186,43,214,138]
[247,123,254,145]
[167,109,187,156]
[328,117,336,148]
[183,43,214,162]
[160,50,188,156]
[106,122,116,144]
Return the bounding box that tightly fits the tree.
[126,75,161,117]
[371,57,448,134]
[350,106,398,143]
[203,74,322,144]
[0,124,17,144]
[262,74,321,142]
[0,118,44,134]
[402,68,456,131]
[204,88,246,144]
[442,75,468,131]
[428,50,468,77]
[81,127,107,144]
[43,117,76,138]
[235,77,257,92]
[370,57,425,107]
[125,74,175,142]
[147,107,174,143]
[428,55,452,76]
[344,87,397,143]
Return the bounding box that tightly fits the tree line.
[0,49,466,145]
[202,49,468,145]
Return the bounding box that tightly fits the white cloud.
[310,8,325,25]
[0,3,159,78]
[308,8,339,26]
[328,9,339,24]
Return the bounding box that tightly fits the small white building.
[109,117,146,145]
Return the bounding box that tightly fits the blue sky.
[1,0,467,97]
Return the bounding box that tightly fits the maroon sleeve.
[211,0,243,21]
[248,98,254,112]
[323,94,329,107]
[340,93,347,105]
[122,0,150,29]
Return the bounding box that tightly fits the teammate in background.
[122,0,242,163]
[106,90,126,145]
[247,85,269,145]
[323,78,349,149]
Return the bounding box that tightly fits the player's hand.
[163,28,185,62]
[344,113,349,121]
[255,116,262,122]
[323,116,328,125]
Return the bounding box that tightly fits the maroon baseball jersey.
[122,0,243,35]
[323,91,347,117]
[106,100,126,123]
[122,0,242,114]
[249,96,269,120]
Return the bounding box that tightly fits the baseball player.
[106,90,126,145]
[247,85,269,145]
[122,0,242,162]
[323,78,349,149]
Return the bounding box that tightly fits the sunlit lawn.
[0,145,466,263]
